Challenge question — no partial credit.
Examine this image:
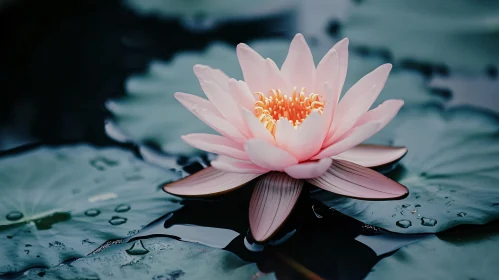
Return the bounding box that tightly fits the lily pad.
[313,106,499,233]
[21,237,275,280]
[366,222,499,280]
[123,0,298,22]
[0,144,182,274]
[343,0,499,72]
[106,39,437,156]
[431,74,499,115]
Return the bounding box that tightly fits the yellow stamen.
[253,88,325,135]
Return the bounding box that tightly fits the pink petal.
[237,43,267,94]
[307,159,408,199]
[333,144,408,168]
[274,111,326,161]
[322,83,338,133]
[315,47,340,101]
[281,34,316,92]
[265,58,290,94]
[313,122,381,159]
[181,133,249,160]
[163,167,261,196]
[274,117,295,147]
[194,65,247,135]
[241,109,275,144]
[174,92,222,117]
[191,108,246,143]
[193,64,230,91]
[211,155,269,174]
[354,99,404,130]
[325,64,392,146]
[249,172,304,241]
[284,158,333,179]
[245,139,298,171]
[332,38,349,100]
[228,79,255,111]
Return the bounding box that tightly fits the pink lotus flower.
[164,34,409,242]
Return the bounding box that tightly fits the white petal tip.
[382,63,393,71]
[339,37,349,44]
[294,33,304,39]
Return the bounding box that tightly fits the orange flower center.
[253,88,325,135]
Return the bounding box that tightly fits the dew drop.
[114,204,131,213]
[421,217,437,226]
[125,240,149,255]
[402,204,411,208]
[6,211,23,221]
[109,216,127,226]
[84,209,101,217]
[411,209,417,214]
[415,204,421,208]
[311,205,323,219]
[396,220,412,228]
[457,212,467,217]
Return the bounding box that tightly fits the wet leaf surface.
[431,74,499,115]
[20,236,275,280]
[0,144,182,274]
[314,106,499,233]
[366,221,499,280]
[343,0,499,72]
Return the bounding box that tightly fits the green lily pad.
[0,144,182,274]
[343,0,499,72]
[313,106,499,233]
[431,74,499,115]
[366,222,499,280]
[106,39,437,156]
[21,237,275,280]
[124,0,297,22]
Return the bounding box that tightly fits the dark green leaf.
[21,237,275,280]
[0,144,182,274]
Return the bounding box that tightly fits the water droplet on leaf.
[6,211,23,221]
[421,217,437,226]
[457,212,467,217]
[396,220,412,228]
[109,216,127,226]
[114,204,131,213]
[402,204,411,208]
[125,240,149,255]
[311,205,323,219]
[89,157,119,171]
[415,204,421,208]
[84,209,101,217]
